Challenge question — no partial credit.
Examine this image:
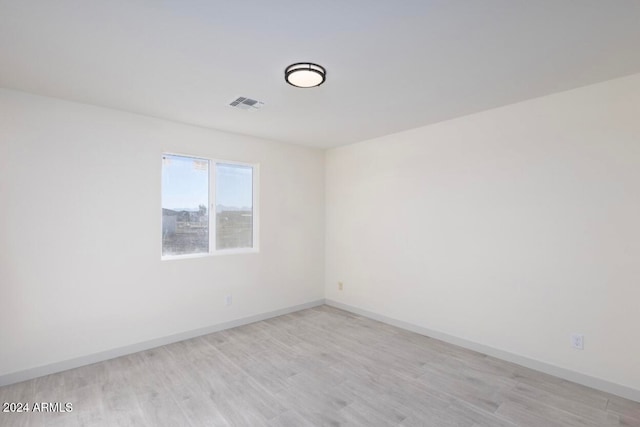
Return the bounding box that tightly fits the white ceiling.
[1,1,640,148]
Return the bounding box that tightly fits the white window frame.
[161,153,260,260]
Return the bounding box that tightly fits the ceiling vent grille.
[229,96,264,111]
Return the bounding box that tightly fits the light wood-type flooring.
[1,305,639,426]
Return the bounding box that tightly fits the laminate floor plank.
[515,370,610,410]
[1,305,638,426]
[607,396,640,424]
[510,381,618,424]
[267,410,315,427]
[446,400,518,427]
[339,377,448,424]
[497,391,619,427]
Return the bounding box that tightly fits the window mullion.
[210,160,216,254]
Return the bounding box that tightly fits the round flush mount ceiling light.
[285,62,326,88]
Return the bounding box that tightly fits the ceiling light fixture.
[285,62,326,88]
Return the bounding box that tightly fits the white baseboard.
[325,299,640,403]
[0,299,325,387]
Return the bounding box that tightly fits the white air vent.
[229,96,264,111]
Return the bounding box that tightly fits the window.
[162,154,258,258]
[161,155,209,256]
[216,163,254,250]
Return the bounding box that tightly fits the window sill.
[161,248,259,261]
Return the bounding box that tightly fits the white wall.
[326,73,640,392]
[0,89,325,378]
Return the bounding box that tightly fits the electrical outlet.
[225,295,232,307]
[571,333,584,350]
[338,282,343,291]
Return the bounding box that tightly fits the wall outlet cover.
[571,333,584,350]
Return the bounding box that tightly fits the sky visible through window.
[216,163,252,211]
[162,156,252,211]
[162,155,208,211]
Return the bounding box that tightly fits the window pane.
[162,155,209,256]
[216,163,253,250]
